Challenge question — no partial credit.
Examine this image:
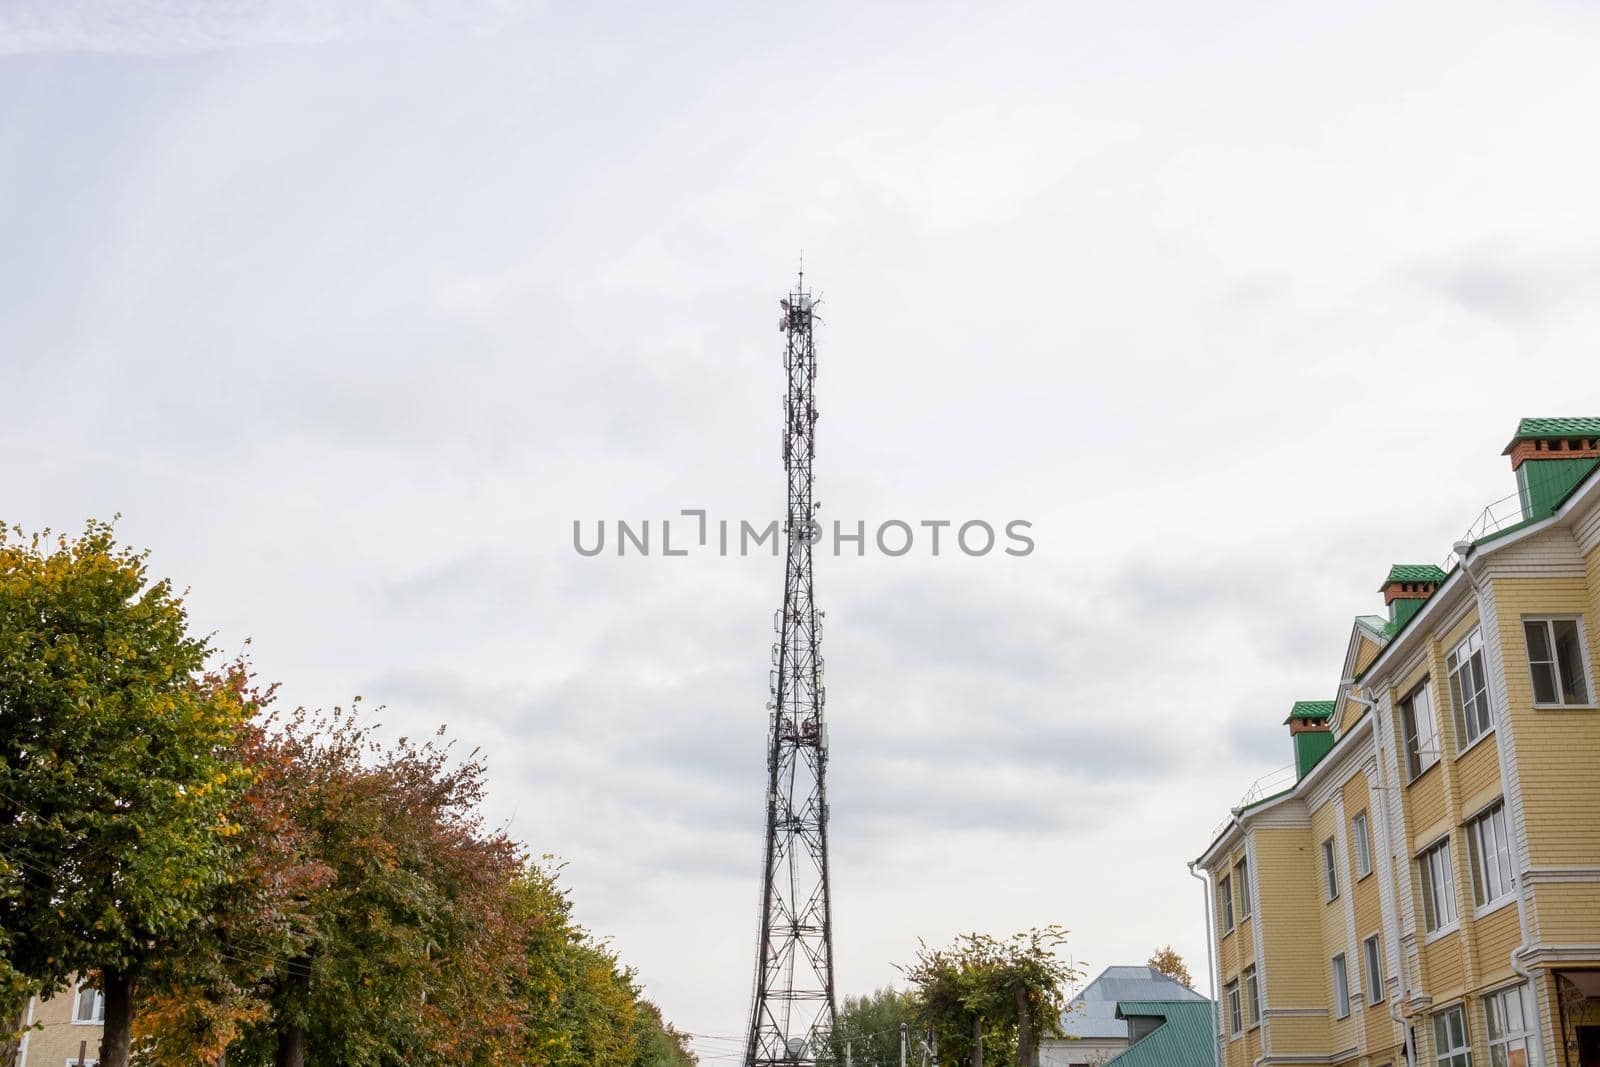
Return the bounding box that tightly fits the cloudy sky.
[5,0,1600,1057]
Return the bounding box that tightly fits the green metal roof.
[1502,417,1600,453]
[1355,614,1390,639]
[1382,564,1448,585]
[1106,1000,1217,1067]
[1285,700,1335,723]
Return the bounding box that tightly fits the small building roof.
[1105,1000,1218,1067]
[1502,417,1600,453]
[1055,966,1206,1038]
[1284,699,1334,724]
[1380,564,1448,586]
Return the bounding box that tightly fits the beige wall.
[19,978,102,1067]
[1201,492,1600,1067]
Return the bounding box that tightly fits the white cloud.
[0,0,538,55]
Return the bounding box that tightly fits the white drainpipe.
[1189,859,1224,1067]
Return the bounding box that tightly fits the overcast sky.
[5,1,1600,1059]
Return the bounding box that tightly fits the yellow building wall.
[20,978,103,1067]
[1470,902,1521,986]
[1529,881,1600,942]
[1212,845,1246,989]
[1454,732,1500,810]
[1403,760,1447,853]
[1492,574,1600,873]
[1308,792,1364,1059]
[1252,824,1331,1056]
[1338,634,1384,734]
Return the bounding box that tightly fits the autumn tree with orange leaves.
[1,522,695,1067]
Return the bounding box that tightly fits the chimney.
[1380,564,1446,631]
[1285,701,1335,780]
[1502,418,1600,521]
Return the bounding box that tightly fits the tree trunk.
[1014,981,1035,1067]
[274,956,312,1067]
[970,1016,983,1067]
[98,968,135,1067]
[2,1007,24,1067]
[274,1026,306,1067]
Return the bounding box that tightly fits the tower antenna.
[744,272,836,1066]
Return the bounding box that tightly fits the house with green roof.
[1103,1000,1218,1067]
[1193,417,1600,1067]
[1042,965,1211,1067]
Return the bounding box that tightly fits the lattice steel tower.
[744,274,837,1067]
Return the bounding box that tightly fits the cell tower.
[744,273,837,1066]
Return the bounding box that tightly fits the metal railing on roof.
[1442,489,1526,571]
[1237,763,1294,808]
[1209,763,1295,845]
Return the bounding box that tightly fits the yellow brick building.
[1196,418,1600,1067]
[15,976,104,1067]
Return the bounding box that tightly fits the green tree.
[827,987,916,1067]
[629,999,696,1067]
[0,522,255,1067]
[901,927,1078,1067]
[508,861,642,1065]
[504,861,701,1066]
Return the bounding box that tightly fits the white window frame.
[1402,680,1442,781]
[1467,801,1516,912]
[1351,810,1373,880]
[1363,933,1384,1004]
[1432,1003,1471,1067]
[1484,982,1537,1067]
[1235,858,1252,921]
[1448,628,1495,749]
[71,982,104,1025]
[1243,964,1260,1029]
[1226,979,1242,1037]
[1523,616,1594,707]
[1322,837,1340,901]
[1419,837,1458,937]
[1219,873,1235,933]
[1332,953,1350,1019]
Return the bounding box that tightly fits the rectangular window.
[1323,838,1340,901]
[72,983,105,1024]
[1449,628,1495,745]
[1243,964,1260,1027]
[1402,680,1442,780]
[1484,983,1536,1067]
[1468,801,1515,909]
[1235,858,1252,920]
[1351,810,1373,880]
[1332,953,1350,1018]
[1219,874,1234,932]
[1226,979,1242,1036]
[1364,934,1385,1004]
[1524,618,1591,706]
[1419,838,1458,934]
[1432,1004,1472,1067]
